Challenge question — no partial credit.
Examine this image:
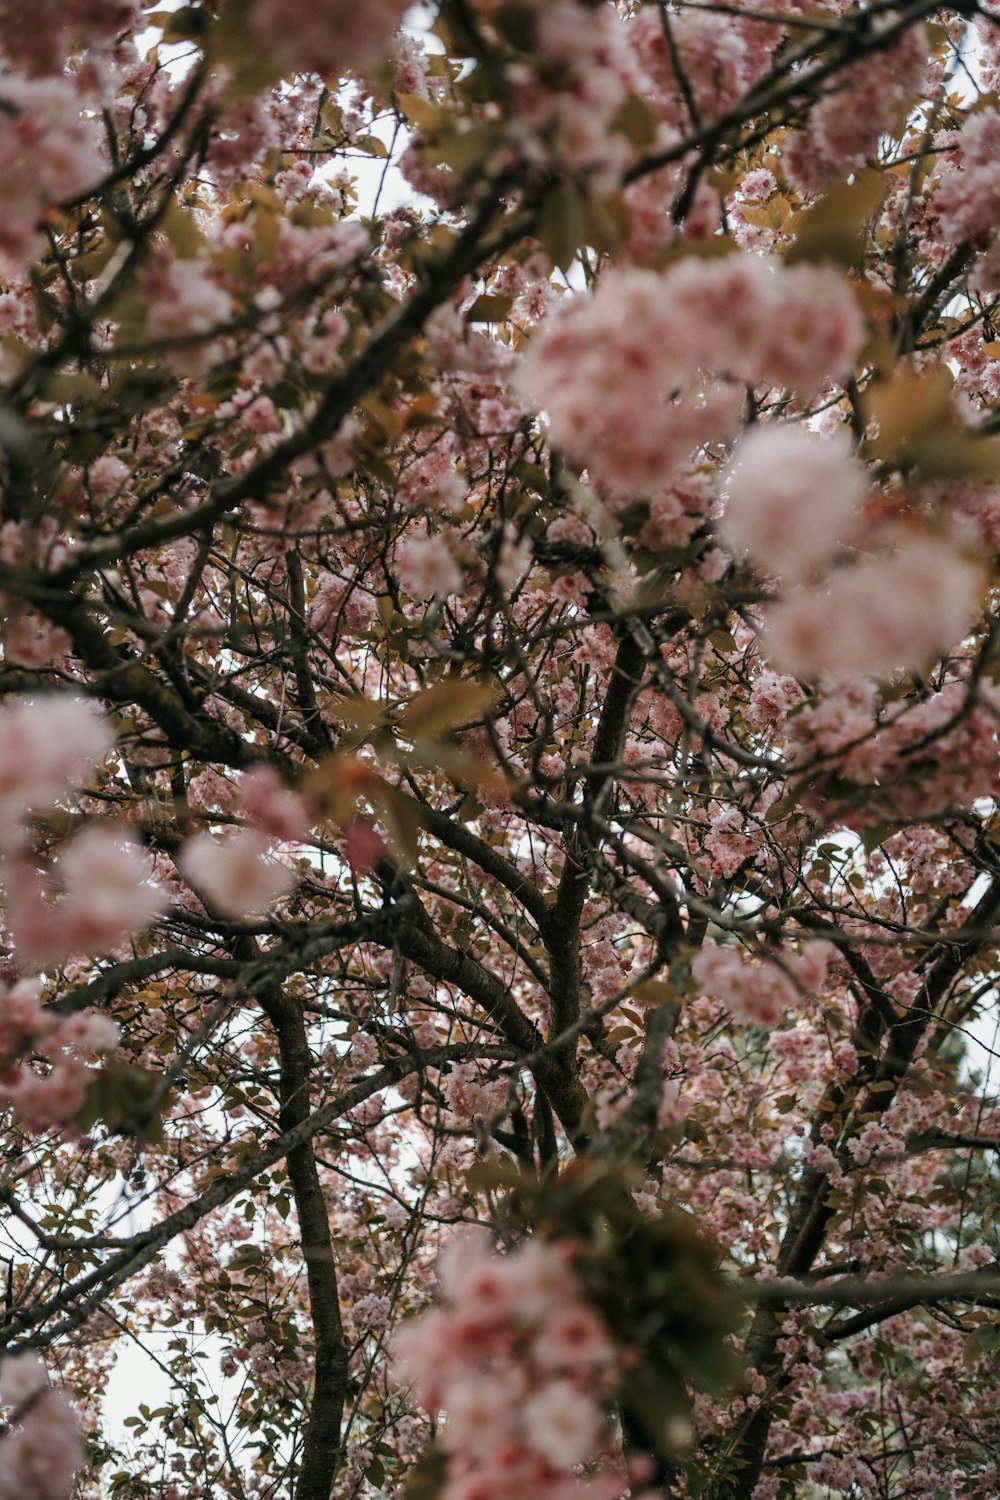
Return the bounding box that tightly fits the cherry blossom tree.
[3,4,1000,1499]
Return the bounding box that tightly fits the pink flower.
[343,818,389,874]
[0,696,111,852]
[0,1388,83,1500]
[0,74,105,275]
[142,256,233,378]
[239,766,313,841]
[0,0,137,74]
[393,1231,621,1489]
[534,1305,614,1372]
[0,1360,83,1500]
[395,529,463,599]
[518,258,862,498]
[249,0,408,77]
[0,1354,48,1409]
[720,425,865,582]
[56,826,167,952]
[762,535,984,681]
[441,1372,522,1460]
[437,1229,521,1317]
[6,828,165,969]
[522,1380,603,1468]
[178,828,297,919]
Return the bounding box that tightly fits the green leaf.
[465,1160,528,1195]
[539,182,587,273]
[398,678,496,739]
[465,294,514,324]
[785,170,888,268]
[403,1448,448,1500]
[629,979,679,1008]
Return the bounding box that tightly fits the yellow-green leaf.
[398,678,497,739]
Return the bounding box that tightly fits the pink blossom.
[441,1372,522,1460]
[178,828,297,919]
[0,1354,48,1409]
[762,535,984,681]
[7,829,165,969]
[0,74,105,275]
[59,825,165,945]
[0,0,137,74]
[720,425,866,582]
[56,1011,120,1054]
[507,0,639,192]
[533,1305,614,1372]
[692,941,833,1026]
[0,696,111,851]
[0,1388,83,1500]
[249,0,408,78]
[394,1232,620,1492]
[395,529,463,599]
[1,607,72,668]
[522,1380,603,1468]
[783,26,927,194]
[343,818,389,874]
[142,256,233,379]
[519,258,862,497]
[238,766,313,841]
[935,109,1000,290]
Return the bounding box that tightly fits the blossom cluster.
[249,0,409,79]
[788,675,1000,828]
[394,1230,625,1500]
[0,0,135,74]
[719,425,865,585]
[0,1355,83,1500]
[718,423,983,680]
[935,108,1000,291]
[762,533,984,682]
[782,26,928,195]
[0,977,120,1129]
[0,698,303,972]
[0,697,167,972]
[505,0,642,193]
[518,256,863,498]
[691,940,834,1027]
[0,73,105,276]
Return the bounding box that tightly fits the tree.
[2,1,1000,1497]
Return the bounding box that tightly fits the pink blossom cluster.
[394,1230,624,1500]
[6,827,167,972]
[141,254,235,379]
[789,677,1000,826]
[505,1,642,193]
[935,108,1000,290]
[0,0,135,74]
[691,940,834,1027]
[0,74,105,277]
[249,0,408,79]
[395,527,464,600]
[0,696,111,852]
[177,827,297,920]
[702,804,761,880]
[782,26,927,195]
[518,257,863,497]
[719,425,866,583]
[632,5,765,128]
[0,696,169,971]
[0,977,120,1130]
[761,533,983,681]
[443,1061,508,1126]
[0,1355,83,1500]
[237,765,313,843]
